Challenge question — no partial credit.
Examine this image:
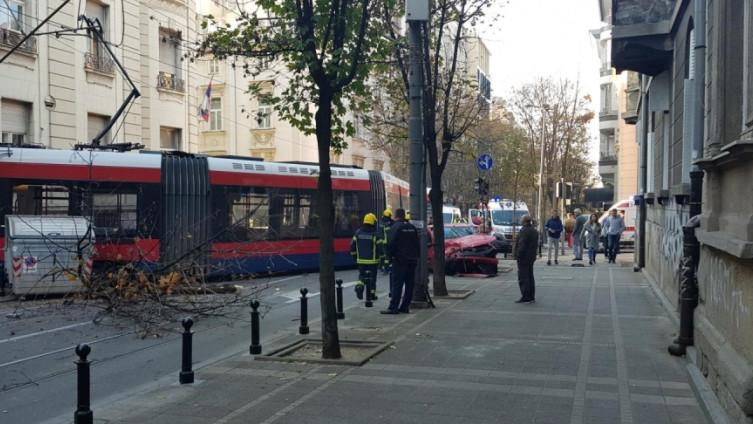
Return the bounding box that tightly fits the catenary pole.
[407,0,429,305]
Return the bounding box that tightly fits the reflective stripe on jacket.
[350,227,381,265]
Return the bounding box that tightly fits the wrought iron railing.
[84,51,115,74]
[0,28,37,54]
[157,71,185,92]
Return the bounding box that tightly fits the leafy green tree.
[198,0,391,358]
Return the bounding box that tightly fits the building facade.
[592,24,639,205]
[0,0,200,151]
[0,0,388,170]
[606,0,753,421]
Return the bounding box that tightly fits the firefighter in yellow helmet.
[350,213,382,306]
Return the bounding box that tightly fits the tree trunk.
[314,89,341,359]
[430,172,448,296]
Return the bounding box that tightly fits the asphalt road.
[0,269,368,424]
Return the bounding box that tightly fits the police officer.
[379,209,393,275]
[383,208,419,314]
[351,213,381,306]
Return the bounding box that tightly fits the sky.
[479,0,604,165]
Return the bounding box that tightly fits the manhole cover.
[255,339,391,366]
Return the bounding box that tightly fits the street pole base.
[410,301,430,309]
[179,371,194,384]
[249,345,261,355]
[668,343,688,357]
[299,326,309,335]
[74,410,93,424]
[336,312,345,319]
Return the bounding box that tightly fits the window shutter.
[1,99,30,134]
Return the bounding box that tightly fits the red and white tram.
[0,146,408,280]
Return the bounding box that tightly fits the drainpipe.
[636,75,648,270]
[668,0,705,357]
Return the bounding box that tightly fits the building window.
[160,126,181,150]
[352,155,365,168]
[256,103,272,129]
[83,1,114,74]
[210,97,222,131]
[157,28,184,92]
[1,99,31,145]
[373,159,384,171]
[600,83,614,114]
[599,131,616,161]
[0,0,24,32]
[208,58,220,75]
[87,113,110,144]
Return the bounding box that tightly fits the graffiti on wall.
[699,252,750,330]
[658,202,686,273]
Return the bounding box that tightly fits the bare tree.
[370,0,496,296]
[509,78,594,216]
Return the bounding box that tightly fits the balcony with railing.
[157,71,185,93]
[599,152,618,166]
[610,0,674,75]
[0,27,37,54]
[84,52,115,75]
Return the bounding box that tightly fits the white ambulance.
[599,197,637,248]
[470,200,529,241]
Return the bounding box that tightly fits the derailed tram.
[0,146,409,285]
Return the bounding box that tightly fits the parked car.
[427,224,498,275]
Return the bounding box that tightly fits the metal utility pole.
[406,0,429,305]
[535,105,549,251]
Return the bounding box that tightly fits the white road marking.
[283,281,358,304]
[0,332,131,369]
[0,321,92,344]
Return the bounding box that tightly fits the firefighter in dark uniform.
[382,208,419,314]
[351,213,381,305]
[379,209,393,275]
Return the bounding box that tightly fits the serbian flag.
[198,79,212,121]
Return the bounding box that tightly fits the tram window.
[12,185,69,215]
[91,193,137,237]
[334,191,360,237]
[272,190,316,240]
[230,191,269,241]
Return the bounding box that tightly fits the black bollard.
[335,279,345,319]
[364,270,373,308]
[299,288,310,335]
[74,344,93,424]
[179,317,194,384]
[249,300,262,354]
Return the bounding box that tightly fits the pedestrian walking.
[513,215,538,303]
[378,209,393,275]
[572,208,588,261]
[544,210,563,265]
[602,209,625,264]
[382,208,419,314]
[351,213,382,303]
[564,213,575,249]
[581,213,602,265]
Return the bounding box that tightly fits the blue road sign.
[477,154,493,171]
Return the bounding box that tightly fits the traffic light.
[474,177,490,196]
[565,182,573,199]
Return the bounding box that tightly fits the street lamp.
[527,103,550,252]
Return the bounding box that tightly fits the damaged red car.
[427,224,499,276]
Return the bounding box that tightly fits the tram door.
[160,154,210,273]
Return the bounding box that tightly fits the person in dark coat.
[382,208,419,314]
[513,215,539,303]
